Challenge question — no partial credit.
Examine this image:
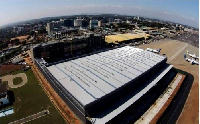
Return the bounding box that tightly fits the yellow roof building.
[105,33,150,44]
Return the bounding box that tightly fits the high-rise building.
[114,19,122,24]
[60,19,64,26]
[74,19,83,27]
[89,20,98,29]
[126,20,132,24]
[98,21,102,27]
[53,21,62,30]
[82,20,89,28]
[47,23,53,35]
[109,18,114,24]
[64,19,74,27]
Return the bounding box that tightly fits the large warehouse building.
[33,45,173,123]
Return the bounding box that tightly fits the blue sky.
[0,0,199,28]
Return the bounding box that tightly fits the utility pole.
[70,40,73,57]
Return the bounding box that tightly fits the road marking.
[9,110,49,124]
[168,43,188,62]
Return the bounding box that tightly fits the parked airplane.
[184,54,199,65]
[146,48,161,53]
[187,50,199,59]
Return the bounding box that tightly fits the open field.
[138,39,199,124]
[0,69,66,124]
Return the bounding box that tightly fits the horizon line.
[0,13,199,29]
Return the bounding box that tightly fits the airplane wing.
[186,58,192,62]
[184,55,199,65]
[193,60,199,65]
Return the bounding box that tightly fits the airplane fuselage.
[146,48,160,53]
[185,57,199,65]
[188,54,199,59]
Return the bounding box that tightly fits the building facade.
[89,20,98,29]
[64,19,74,27]
[74,19,83,27]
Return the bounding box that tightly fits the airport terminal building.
[32,45,174,123]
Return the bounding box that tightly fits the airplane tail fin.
[187,50,189,54]
[184,54,187,59]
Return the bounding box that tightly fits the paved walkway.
[2,73,27,88]
[8,110,49,124]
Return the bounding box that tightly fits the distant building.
[17,27,24,32]
[74,19,83,27]
[89,20,98,29]
[47,23,53,35]
[52,21,62,31]
[114,19,122,24]
[98,21,102,27]
[134,16,140,20]
[60,19,64,26]
[47,21,63,34]
[64,19,74,27]
[126,20,132,24]
[109,18,114,24]
[82,20,89,28]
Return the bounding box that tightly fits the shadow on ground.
[0,90,15,110]
[157,68,194,124]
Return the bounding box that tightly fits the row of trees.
[0,47,21,64]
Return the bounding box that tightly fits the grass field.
[1,69,66,124]
[13,77,23,85]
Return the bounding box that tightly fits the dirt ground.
[0,65,25,76]
[138,39,199,124]
[2,73,27,88]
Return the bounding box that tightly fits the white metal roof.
[91,65,173,124]
[47,46,166,106]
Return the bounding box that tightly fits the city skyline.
[0,0,199,28]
